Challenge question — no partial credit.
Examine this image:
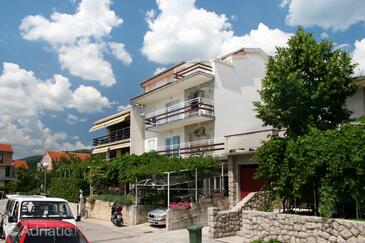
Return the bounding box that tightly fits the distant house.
[38,151,90,171]
[0,144,15,188]
[12,160,29,170]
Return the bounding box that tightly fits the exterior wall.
[0,151,14,185]
[85,199,155,225]
[208,209,365,242]
[347,87,365,119]
[213,53,268,138]
[228,156,239,207]
[39,153,53,171]
[238,211,365,243]
[130,106,145,155]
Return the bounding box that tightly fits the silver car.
[147,206,167,225]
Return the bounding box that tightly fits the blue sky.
[0,0,364,158]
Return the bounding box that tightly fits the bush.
[48,178,89,202]
[251,239,281,243]
[90,194,134,206]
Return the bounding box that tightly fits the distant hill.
[19,149,91,169]
[19,155,42,169]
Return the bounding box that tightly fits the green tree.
[254,27,358,137]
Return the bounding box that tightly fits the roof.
[13,160,29,169]
[0,144,13,153]
[90,108,131,132]
[46,151,90,161]
[18,219,77,229]
[6,195,69,202]
[139,62,185,86]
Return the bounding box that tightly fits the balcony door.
[165,99,181,123]
[165,135,180,156]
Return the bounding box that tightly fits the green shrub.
[251,239,281,243]
[48,178,89,202]
[91,194,134,206]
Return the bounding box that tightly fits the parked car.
[147,206,167,225]
[1,195,76,239]
[147,195,193,226]
[6,219,88,243]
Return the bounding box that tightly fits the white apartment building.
[91,46,365,206]
[131,48,277,205]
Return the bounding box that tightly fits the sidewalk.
[78,218,220,243]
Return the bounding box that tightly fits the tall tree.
[254,27,358,137]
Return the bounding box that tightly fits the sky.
[0,0,364,158]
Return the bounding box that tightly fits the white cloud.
[20,0,131,86]
[153,67,167,75]
[108,42,133,65]
[59,40,115,86]
[0,116,88,158]
[320,32,329,39]
[66,114,87,125]
[70,85,111,113]
[20,0,122,44]
[353,38,365,76]
[117,104,131,111]
[282,0,365,31]
[142,0,292,64]
[0,62,108,157]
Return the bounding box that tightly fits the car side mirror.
[8,216,17,223]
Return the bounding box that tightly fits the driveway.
[78,218,218,243]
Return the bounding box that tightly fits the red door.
[240,164,265,199]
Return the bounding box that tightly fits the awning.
[91,141,130,154]
[89,112,130,132]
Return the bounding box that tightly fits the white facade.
[131,48,271,157]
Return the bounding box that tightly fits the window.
[109,150,117,159]
[165,136,181,156]
[0,153,3,163]
[165,99,181,123]
[145,138,157,152]
[5,166,11,177]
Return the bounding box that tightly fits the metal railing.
[145,97,214,128]
[154,138,225,158]
[92,127,130,147]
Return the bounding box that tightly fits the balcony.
[133,62,214,104]
[92,127,130,147]
[155,138,225,158]
[145,97,215,132]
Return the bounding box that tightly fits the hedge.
[48,178,89,202]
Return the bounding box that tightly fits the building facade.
[38,151,90,171]
[0,144,15,188]
[90,48,365,207]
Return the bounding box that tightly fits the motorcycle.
[110,202,123,227]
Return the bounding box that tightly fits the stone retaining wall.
[85,200,155,225]
[239,210,365,243]
[167,202,212,231]
[209,209,365,242]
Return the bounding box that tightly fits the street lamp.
[40,162,48,195]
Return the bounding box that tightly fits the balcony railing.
[174,61,213,80]
[145,97,214,128]
[154,138,225,158]
[92,127,130,147]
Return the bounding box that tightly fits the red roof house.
[13,160,30,169]
[39,151,91,171]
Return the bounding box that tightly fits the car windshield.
[24,228,86,243]
[20,201,74,219]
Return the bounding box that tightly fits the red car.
[6,219,89,243]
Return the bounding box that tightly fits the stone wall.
[209,209,365,242]
[208,207,241,238]
[238,210,365,243]
[167,202,212,231]
[85,200,155,225]
[242,191,271,210]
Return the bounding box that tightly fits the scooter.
[111,202,123,227]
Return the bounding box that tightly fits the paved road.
[0,199,218,243]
